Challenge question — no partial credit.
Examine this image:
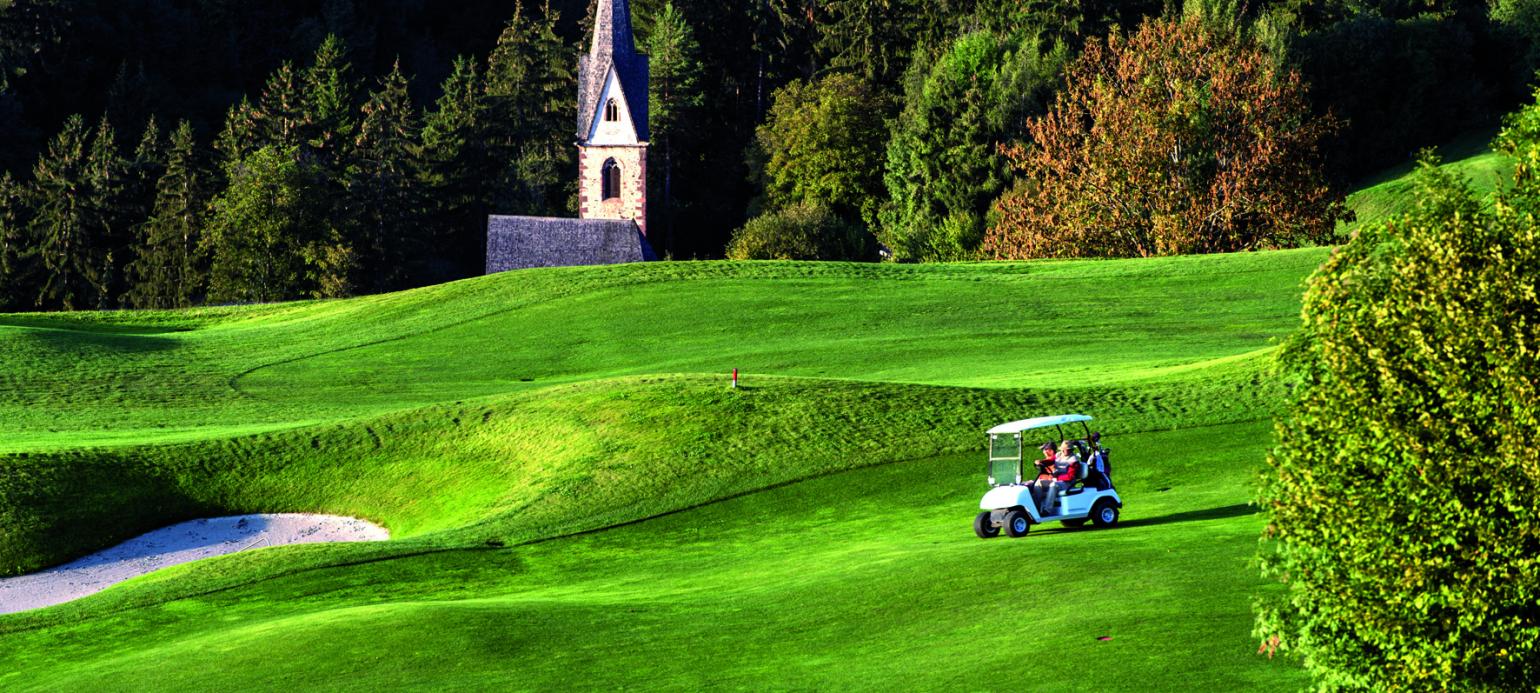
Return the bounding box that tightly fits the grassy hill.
[0,249,1329,690]
[1340,128,1513,236]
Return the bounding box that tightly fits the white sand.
[0,514,388,615]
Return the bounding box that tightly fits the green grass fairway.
[1341,128,1513,236]
[0,250,1329,690]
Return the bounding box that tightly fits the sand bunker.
[0,514,388,615]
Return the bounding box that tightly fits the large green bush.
[749,74,889,228]
[878,31,1066,262]
[725,203,874,261]
[1257,122,1540,686]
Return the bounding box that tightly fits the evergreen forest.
[0,0,1534,309]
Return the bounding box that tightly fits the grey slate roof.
[578,0,649,141]
[486,216,656,273]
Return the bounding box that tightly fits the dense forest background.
[0,0,1536,310]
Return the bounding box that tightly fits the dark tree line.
[1,4,576,309]
[735,0,1535,260]
[1,0,1538,309]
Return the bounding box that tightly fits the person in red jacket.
[1029,442,1057,509]
[1039,440,1081,516]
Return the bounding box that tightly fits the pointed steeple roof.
[590,0,637,58]
[578,0,650,141]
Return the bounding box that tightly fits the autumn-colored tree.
[983,17,1346,259]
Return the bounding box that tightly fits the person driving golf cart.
[1029,443,1056,508]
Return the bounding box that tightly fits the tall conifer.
[127,120,209,308]
[420,56,490,278]
[484,3,573,216]
[646,3,704,256]
[255,62,305,151]
[29,115,105,309]
[301,35,359,169]
[86,113,127,307]
[0,171,33,309]
[350,61,423,292]
[112,115,165,300]
[216,97,262,170]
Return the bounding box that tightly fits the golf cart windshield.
[989,434,1021,485]
[985,414,1095,487]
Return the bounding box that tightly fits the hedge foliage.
[725,203,875,262]
[1257,109,1540,688]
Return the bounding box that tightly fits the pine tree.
[126,120,209,308]
[880,32,1068,261]
[646,2,704,257]
[112,115,165,301]
[0,170,34,310]
[29,115,107,309]
[255,62,305,151]
[484,3,574,217]
[215,97,263,170]
[348,60,423,292]
[128,116,166,208]
[818,0,922,86]
[86,113,128,307]
[420,55,490,278]
[300,34,359,169]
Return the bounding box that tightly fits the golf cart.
[974,414,1122,538]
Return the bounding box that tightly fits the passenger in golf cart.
[1037,441,1082,516]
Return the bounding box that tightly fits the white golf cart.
[974,414,1122,538]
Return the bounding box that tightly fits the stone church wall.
[578,145,648,238]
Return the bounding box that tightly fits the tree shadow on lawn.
[1119,503,1255,528]
[22,327,181,354]
[1035,503,1255,535]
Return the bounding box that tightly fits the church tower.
[577,0,649,237]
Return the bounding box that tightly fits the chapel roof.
[578,0,650,141]
[486,216,656,273]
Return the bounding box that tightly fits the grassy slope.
[0,250,1328,690]
[0,253,1309,452]
[1340,129,1513,235]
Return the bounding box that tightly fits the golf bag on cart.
[1086,446,1113,490]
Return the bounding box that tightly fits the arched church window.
[602,159,621,200]
[605,99,619,122]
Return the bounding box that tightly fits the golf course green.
[0,243,1332,690]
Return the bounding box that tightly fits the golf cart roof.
[987,414,1093,435]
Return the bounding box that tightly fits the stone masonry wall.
[578,145,647,238]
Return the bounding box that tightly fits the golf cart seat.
[1059,451,1093,494]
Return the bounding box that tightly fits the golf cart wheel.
[1004,509,1030,538]
[1090,500,1120,528]
[974,511,1000,539]
[1061,518,1087,528]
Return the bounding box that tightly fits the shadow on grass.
[22,327,180,353]
[1033,503,1255,535]
[1119,503,1255,529]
